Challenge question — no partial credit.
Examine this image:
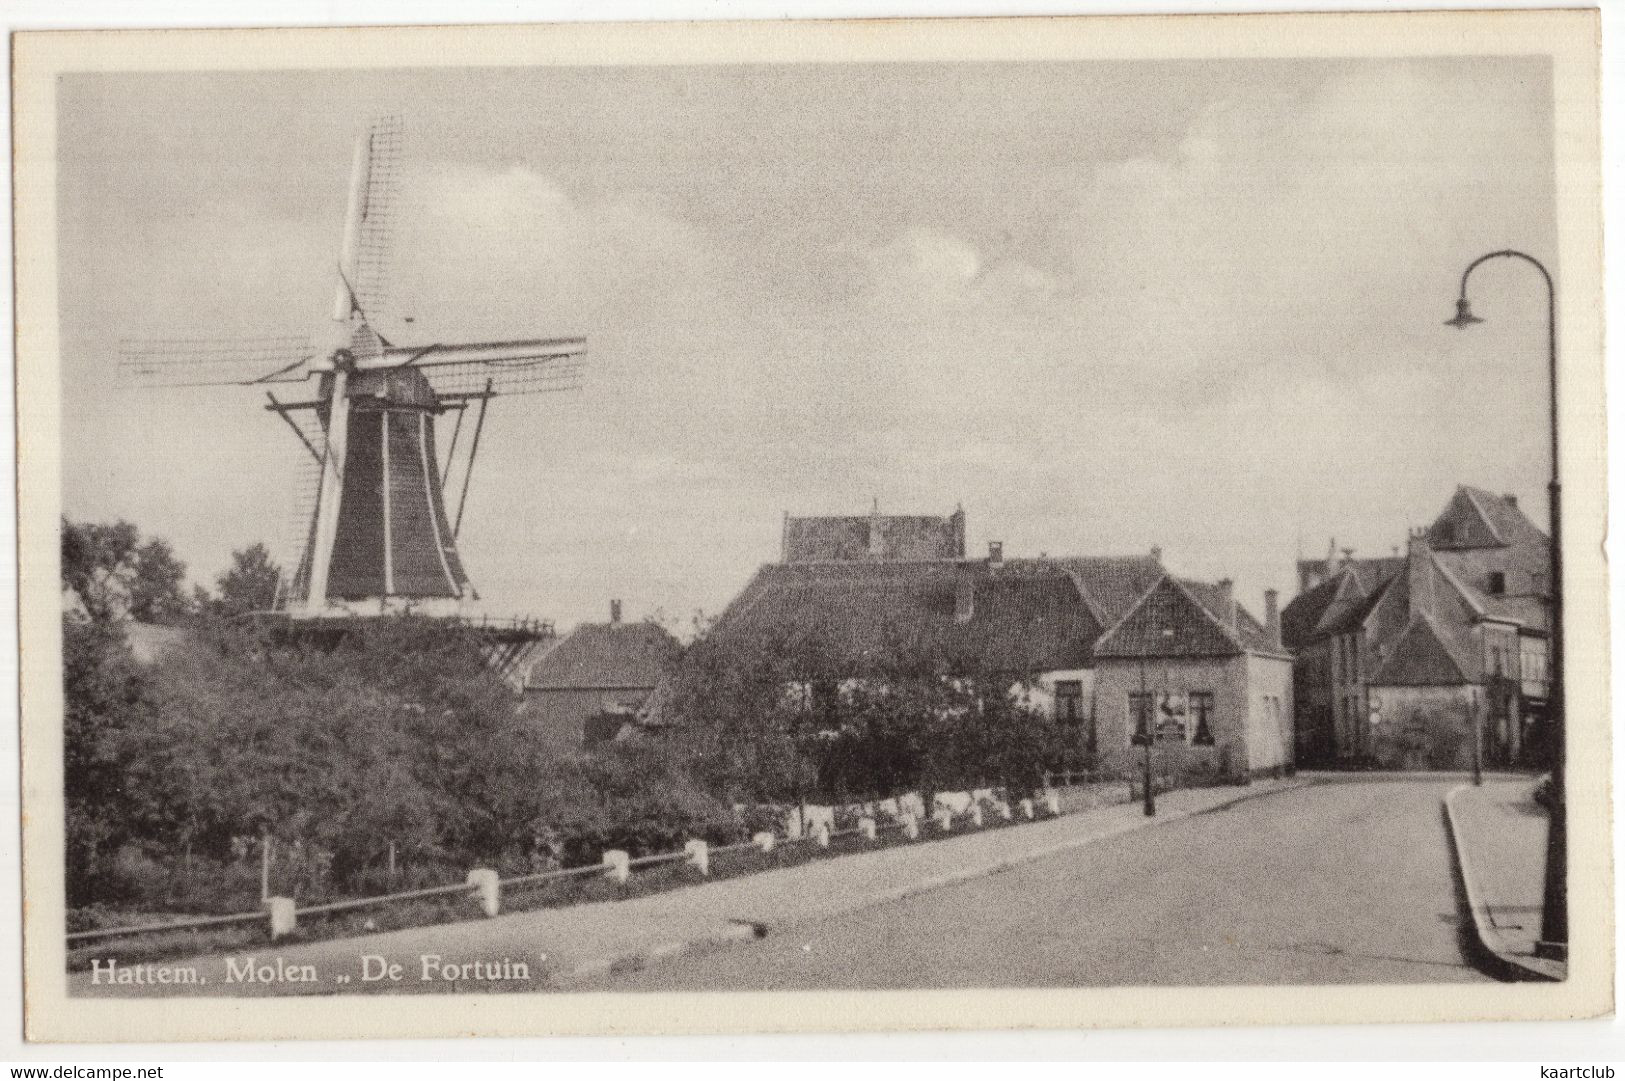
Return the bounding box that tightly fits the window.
[1190,691,1215,746]
[1054,680,1083,724]
[1488,571,1507,595]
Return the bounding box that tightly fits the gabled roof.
[1093,575,1285,660]
[1370,612,1474,686]
[710,557,1106,674]
[523,621,681,691]
[1281,572,1347,652]
[1038,555,1165,629]
[1429,485,1548,552]
[1318,576,1391,637]
[1283,557,1408,653]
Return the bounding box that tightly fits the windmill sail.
[121,116,584,621]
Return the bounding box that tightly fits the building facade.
[1281,486,1550,769]
[1092,576,1294,782]
[782,502,966,563]
[700,509,1291,782]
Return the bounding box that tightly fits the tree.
[61,519,139,622]
[63,613,154,904]
[210,543,282,617]
[60,519,190,624]
[128,538,189,624]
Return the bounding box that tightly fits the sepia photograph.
[12,9,1611,1043]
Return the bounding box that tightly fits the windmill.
[119,117,585,625]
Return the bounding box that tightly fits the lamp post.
[1446,249,1565,961]
[1138,658,1155,816]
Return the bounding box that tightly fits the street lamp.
[1446,249,1565,962]
[1137,658,1155,817]
[1134,626,1176,817]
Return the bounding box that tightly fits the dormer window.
[1488,571,1506,596]
[1436,522,1456,543]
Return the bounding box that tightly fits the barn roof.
[710,557,1110,674]
[523,621,681,691]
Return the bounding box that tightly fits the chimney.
[955,572,975,624]
[610,599,622,624]
[1324,537,1337,575]
[1264,589,1281,646]
[1503,493,1518,508]
[1150,545,1163,564]
[949,505,966,559]
[1407,528,1434,616]
[988,540,1004,567]
[1216,578,1236,630]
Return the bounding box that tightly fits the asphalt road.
[577,778,1493,990]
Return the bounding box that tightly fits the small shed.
[518,604,681,749]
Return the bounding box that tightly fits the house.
[1281,486,1551,769]
[1091,576,1294,782]
[517,601,682,749]
[696,508,1291,782]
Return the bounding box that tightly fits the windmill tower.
[120,118,585,621]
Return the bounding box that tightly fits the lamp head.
[1445,297,1484,329]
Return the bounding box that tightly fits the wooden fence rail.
[67,787,1064,948]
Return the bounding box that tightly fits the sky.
[56,56,1559,633]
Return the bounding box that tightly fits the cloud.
[60,59,1557,628]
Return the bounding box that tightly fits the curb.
[553,777,1314,986]
[1442,783,1564,983]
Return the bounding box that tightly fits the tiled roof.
[1344,557,1406,594]
[1462,486,1549,549]
[1319,578,1390,636]
[1093,576,1282,660]
[1370,613,1473,686]
[1430,485,1549,553]
[1281,572,1347,652]
[524,621,681,690]
[711,558,1104,673]
[1043,556,1165,628]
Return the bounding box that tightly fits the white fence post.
[814,824,831,848]
[997,800,1013,821]
[753,831,776,853]
[685,839,710,876]
[466,867,500,917]
[603,849,630,885]
[264,896,296,941]
[902,814,920,840]
[858,816,877,841]
[1043,791,1062,816]
[935,808,954,832]
[969,804,984,827]
[1019,798,1035,820]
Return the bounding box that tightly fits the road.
[575,777,1493,990]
